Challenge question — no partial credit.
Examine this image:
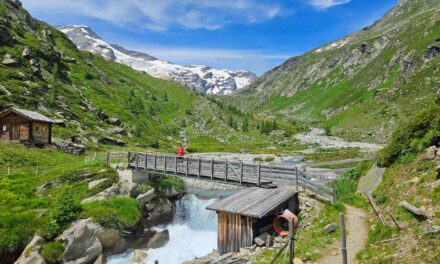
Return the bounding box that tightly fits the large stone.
[147,230,170,249]
[108,117,122,126]
[98,229,128,254]
[420,146,437,161]
[53,140,86,155]
[111,127,127,136]
[88,179,108,190]
[119,180,141,198]
[132,249,148,264]
[98,136,126,146]
[324,223,337,233]
[136,188,155,208]
[254,232,268,246]
[0,25,14,44]
[14,235,46,264]
[2,53,17,66]
[59,218,103,264]
[81,185,120,204]
[22,47,32,58]
[93,255,105,264]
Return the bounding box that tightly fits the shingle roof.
[0,107,57,123]
[206,187,297,219]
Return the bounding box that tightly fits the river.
[107,189,237,264]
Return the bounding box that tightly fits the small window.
[2,125,7,132]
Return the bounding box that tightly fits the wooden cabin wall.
[218,213,253,254]
[32,122,50,143]
[0,112,30,141]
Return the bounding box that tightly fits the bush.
[47,187,82,238]
[264,156,275,162]
[377,106,440,167]
[82,197,141,230]
[41,242,64,264]
[151,176,185,197]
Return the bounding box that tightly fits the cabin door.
[10,124,20,140]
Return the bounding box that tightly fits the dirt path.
[317,205,368,264]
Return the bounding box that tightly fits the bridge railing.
[106,151,337,203]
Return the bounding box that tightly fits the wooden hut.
[0,107,57,144]
[206,187,299,254]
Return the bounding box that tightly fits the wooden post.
[106,151,110,165]
[144,153,148,171]
[153,154,157,171]
[164,155,167,172]
[340,213,348,264]
[211,158,214,180]
[224,161,228,181]
[135,154,139,170]
[175,156,178,174]
[295,167,299,192]
[240,162,243,184]
[185,157,189,176]
[127,152,131,165]
[289,218,295,264]
[257,164,261,187]
[332,180,337,204]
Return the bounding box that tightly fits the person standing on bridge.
[172,143,190,173]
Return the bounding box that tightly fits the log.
[364,192,387,225]
[399,200,428,219]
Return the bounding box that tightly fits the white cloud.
[21,0,282,31]
[309,0,351,9]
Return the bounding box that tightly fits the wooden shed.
[206,187,299,254]
[0,107,57,144]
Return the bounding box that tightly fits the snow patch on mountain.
[58,25,257,95]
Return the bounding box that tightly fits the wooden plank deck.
[113,152,336,202]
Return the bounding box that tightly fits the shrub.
[264,156,275,162]
[41,242,64,264]
[47,186,82,238]
[377,106,440,167]
[139,183,153,194]
[151,176,185,197]
[254,157,264,162]
[82,197,141,230]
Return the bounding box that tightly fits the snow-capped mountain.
[58,25,257,95]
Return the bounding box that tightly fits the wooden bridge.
[107,152,337,203]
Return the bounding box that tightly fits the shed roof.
[206,187,297,219]
[0,107,57,124]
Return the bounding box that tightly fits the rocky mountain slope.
[233,0,440,143]
[58,25,257,95]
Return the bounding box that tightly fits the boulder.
[93,255,105,264]
[132,250,148,264]
[147,230,170,249]
[149,200,173,225]
[81,185,120,204]
[88,179,108,190]
[111,127,127,136]
[0,25,14,44]
[14,235,46,264]
[98,136,126,146]
[53,140,86,155]
[22,47,32,58]
[136,188,155,208]
[420,146,437,161]
[108,118,122,126]
[98,229,128,254]
[58,218,103,264]
[2,53,17,66]
[254,232,268,247]
[324,223,337,233]
[119,180,141,197]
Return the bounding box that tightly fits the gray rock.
[53,140,86,155]
[59,218,103,264]
[88,179,108,189]
[147,230,170,249]
[0,25,14,44]
[111,127,127,136]
[22,47,32,58]
[324,223,337,233]
[81,185,120,204]
[254,232,268,246]
[2,53,17,66]
[425,225,440,235]
[98,229,128,254]
[118,180,141,197]
[93,255,105,264]
[14,235,46,264]
[98,136,126,146]
[132,249,148,264]
[108,117,122,126]
[136,188,155,208]
[420,146,437,161]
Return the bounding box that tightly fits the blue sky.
[22,0,398,75]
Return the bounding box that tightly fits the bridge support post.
[175,156,178,174]
[240,162,243,184]
[164,155,167,173]
[257,164,261,187]
[295,167,299,191]
[144,153,148,171]
[153,154,157,171]
[185,157,189,176]
[224,162,228,181]
[198,158,201,178]
[135,154,139,170]
[211,158,214,180]
[127,152,131,166]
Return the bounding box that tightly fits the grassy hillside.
[232,0,439,143]
[0,0,301,152]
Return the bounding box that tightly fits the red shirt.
[177,148,185,157]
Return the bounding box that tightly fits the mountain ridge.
[58,25,257,95]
